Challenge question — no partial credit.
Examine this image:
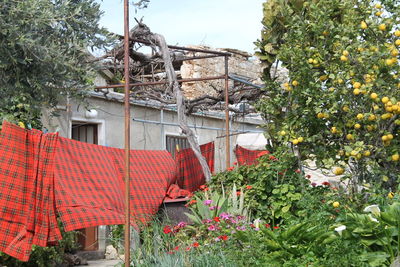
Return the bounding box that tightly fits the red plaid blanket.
[175,142,214,192]
[0,122,178,261]
[55,138,177,230]
[235,145,270,166]
[0,121,60,261]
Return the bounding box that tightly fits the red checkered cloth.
[54,137,177,230]
[0,121,60,261]
[165,184,192,199]
[175,142,214,192]
[235,145,270,166]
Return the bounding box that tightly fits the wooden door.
[72,122,99,251]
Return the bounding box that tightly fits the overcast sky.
[97,0,265,53]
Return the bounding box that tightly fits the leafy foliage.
[256,0,400,188]
[0,0,115,126]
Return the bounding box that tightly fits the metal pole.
[95,75,226,90]
[123,0,131,266]
[224,56,230,169]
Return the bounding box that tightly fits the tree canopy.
[0,0,114,127]
[256,0,400,187]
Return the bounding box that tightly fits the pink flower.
[295,169,301,173]
[177,221,187,228]
[204,200,212,206]
[220,212,231,220]
[209,205,218,210]
[208,225,217,231]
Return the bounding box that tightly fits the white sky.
[96,0,265,53]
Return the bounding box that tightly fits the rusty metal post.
[123,0,131,266]
[224,56,230,169]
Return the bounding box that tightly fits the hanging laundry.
[0,121,60,261]
[235,145,270,166]
[175,142,215,192]
[0,121,181,261]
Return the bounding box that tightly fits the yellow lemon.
[353,88,361,95]
[346,134,354,140]
[379,24,386,31]
[392,154,399,161]
[382,135,388,141]
[375,3,382,8]
[308,58,314,64]
[297,137,304,142]
[388,192,394,199]
[356,113,364,120]
[370,93,378,99]
[353,82,361,89]
[317,113,325,119]
[382,97,389,104]
[340,55,348,61]
[333,167,344,175]
[292,80,299,86]
[386,58,395,66]
[375,11,383,16]
[391,49,399,57]
[361,21,368,29]
[354,123,361,129]
[331,127,337,134]
[364,150,371,157]
[395,30,400,37]
[333,201,340,208]
[343,106,350,112]
[368,114,376,121]
[342,50,349,56]
[292,139,299,145]
[387,134,394,140]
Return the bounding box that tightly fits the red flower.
[250,224,255,228]
[163,225,172,234]
[236,191,241,196]
[295,169,301,173]
[306,174,311,179]
[278,172,284,175]
[269,155,277,161]
[227,167,235,171]
[200,185,207,190]
[219,235,228,241]
[246,185,253,190]
[322,181,331,186]
[185,247,191,251]
[213,216,220,222]
[192,242,199,247]
[265,223,271,228]
[273,226,279,229]
[233,161,238,165]
[174,246,180,251]
[167,251,174,254]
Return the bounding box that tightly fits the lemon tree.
[256,0,400,187]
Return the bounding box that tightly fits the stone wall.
[180,46,264,99]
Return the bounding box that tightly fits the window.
[166,135,189,158]
[72,123,98,145]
